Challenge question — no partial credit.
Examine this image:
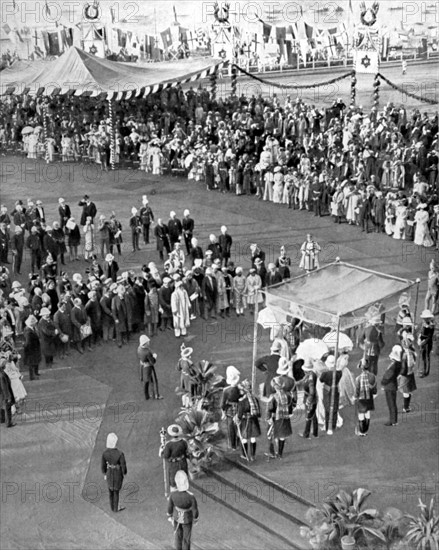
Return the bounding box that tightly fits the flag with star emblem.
[355,50,378,73]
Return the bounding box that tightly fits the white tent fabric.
[0,46,224,98]
[264,261,417,330]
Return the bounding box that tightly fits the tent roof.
[264,261,417,330]
[0,46,224,98]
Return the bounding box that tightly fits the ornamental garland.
[377,73,438,105]
[232,64,354,90]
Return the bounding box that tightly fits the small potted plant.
[404,497,439,550]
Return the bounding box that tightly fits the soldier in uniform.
[137,334,163,400]
[354,357,377,436]
[220,366,241,450]
[265,376,294,459]
[167,470,199,550]
[236,379,261,461]
[300,360,319,439]
[101,432,127,513]
[160,424,189,491]
[359,313,385,375]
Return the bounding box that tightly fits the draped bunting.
[232,64,353,90]
[377,72,438,105]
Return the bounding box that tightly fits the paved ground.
[1,148,438,550]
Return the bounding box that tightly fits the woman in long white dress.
[246,269,263,313]
[393,201,408,240]
[272,168,284,204]
[4,355,27,412]
[345,187,360,225]
[83,216,96,260]
[385,198,396,236]
[414,205,434,247]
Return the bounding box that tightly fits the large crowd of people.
[1,84,438,246]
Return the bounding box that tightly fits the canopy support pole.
[329,316,341,431]
[251,296,260,392]
[108,97,115,170]
[42,100,49,164]
[413,278,421,332]
[210,69,217,102]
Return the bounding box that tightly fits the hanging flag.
[41,31,50,54]
[14,30,24,43]
[48,31,61,55]
[262,21,272,43]
[304,23,313,40]
[355,50,379,73]
[288,24,297,40]
[381,34,389,59]
[161,28,172,49]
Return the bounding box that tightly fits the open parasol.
[322,330,353,351]
[21,126,34,135]
[257,307,287,329]
[296,339,329,361]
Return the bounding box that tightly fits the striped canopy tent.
[0,46,225,99]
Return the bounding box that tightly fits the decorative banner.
[377,73,438,105]
[355,50,379,73]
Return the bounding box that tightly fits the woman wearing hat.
[221,366,241,450]
[354,357,377,436]
[101,433,127,513]
[38,308,59,368]
[144,281,160,337]
[381,345,403,426]
[160,425,189,490]
[414,204,434,247]
[171,281,191,338]
[233,267,247,316]
[66,217,81,261]
[236,379,261,461]
[418,310,435,378]
[245,268,262,314]
[265,376,294,459]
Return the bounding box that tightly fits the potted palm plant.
[176,405,227,478]
[404,497,439,550]
[327,488,387,549]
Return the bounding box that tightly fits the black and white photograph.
[0,0,438,548]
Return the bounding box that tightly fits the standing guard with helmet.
[160,424,189,491]
[167,470,199,550]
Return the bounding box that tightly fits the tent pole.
[42,100,49,164]
[413,278,421,331]
[251,293,260,391]
[329,316,341,431]
[108,97,115,170]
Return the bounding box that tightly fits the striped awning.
[1,46,226,100]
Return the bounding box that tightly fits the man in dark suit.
[0,222,9,264]
[58,198,71,229]
[111,285,129,347]
[168,211,183,248]
[266,263,282,288]
[381,345,402,426]
[255,340,283,397]
[218,225,232,267]
[139,196,154,244]
[11,226,24,274]
[201,267,218,320]
[0,357,15,428]
[35,200,45,223]
[26,226,43,272]
[154,219,171,261]
[182,209,195,255]
[23,314,41,380]
[78,195,97,226]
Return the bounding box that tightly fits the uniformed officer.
[167,470,199,550]
[101,433,127,513]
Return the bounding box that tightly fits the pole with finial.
[42,99,49,164]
